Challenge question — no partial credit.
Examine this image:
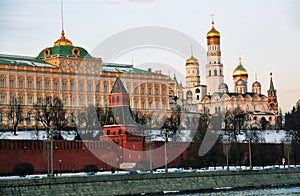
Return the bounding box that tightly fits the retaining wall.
[1,169,300,195]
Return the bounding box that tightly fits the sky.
[0,0,299,113]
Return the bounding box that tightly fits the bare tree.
[161,104,182,140]
[33,96,66,137]
[9,96,23,135]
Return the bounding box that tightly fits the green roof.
[102,63,166,76]
[37,45,92,59]
[0,54,55,68]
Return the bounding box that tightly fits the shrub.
[12,162,34,177]
[83,164,98,173]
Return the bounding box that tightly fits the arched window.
[220,69,222,76]
[197,95,199,100]
[0,76,5,88]
[117,96,120,103]
[195,88,200,93]
[118,129,122,135]
[209,70,211,76]
[112,96,115,103]
[107,130,110,135]
[214,69,217,76]
[18,78,23,89]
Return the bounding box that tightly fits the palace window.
[18,78,23,89]
[45,79,50,90]
[62,80,67,91]
[0,76,4,88]
[70,81,75,92]
[7,111,13,124]
[95,83,100,93]
[79,81,84,92]
[36,78,41,90]
[209,70,211,76]
[103,82,108,93]
[27,95,32,105]
[87,96,92,105]
[27,79,32,89]
[214,69,217,76]
[87,82,92,92]
[9,77,14,89]
[0,94,5,104]
[70,96,75,106]
[79,96,84,106]
[0,112,2,124]
[9,94,14,104]
[53,80,58,91]
[62,96,67,106]
[19,95,24,105]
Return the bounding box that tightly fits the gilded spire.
[54,0,73,46]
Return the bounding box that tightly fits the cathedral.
[177,16,280,129]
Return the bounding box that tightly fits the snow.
[0,130,289,144]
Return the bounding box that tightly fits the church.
[177,16,280,129]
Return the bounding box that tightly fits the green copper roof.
[0,54,55,68]
[37,45,92,59]
[102,63,166,76]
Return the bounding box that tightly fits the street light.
[164,128,168,174]
[222,134,231,171]
[247,131,252,170]
[59,160,62,176]
[284,133,292,169]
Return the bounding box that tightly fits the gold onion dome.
[186,46,199,64]
[186,54,199,64]
[233,58,248,77]
[206,20,220,38]
[54,30,73,46]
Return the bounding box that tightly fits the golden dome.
[233,58,248,77]
[186,46,199,64]
[186,55,199,64]
[207,21,220,38]
[54,30,73,46]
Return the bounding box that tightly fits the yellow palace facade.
[0,29,176,130]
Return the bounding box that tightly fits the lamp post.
[222,134,231,171]
[247,131,252,170]
[164,128,168,174]
[59,160,62,176]
[284,134,292,169]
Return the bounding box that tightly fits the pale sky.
[0,0,299,113]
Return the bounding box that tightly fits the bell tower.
[206,14,224,94]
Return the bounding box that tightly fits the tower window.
[214,69,217,76]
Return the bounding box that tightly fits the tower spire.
[190,45,194,57]
[61,0,64,33]
[269,72,275,91]
[211,13,215,26]
[54,0,73,46]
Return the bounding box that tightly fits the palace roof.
[0,54,55,68]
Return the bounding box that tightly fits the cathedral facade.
[177,17,280,129]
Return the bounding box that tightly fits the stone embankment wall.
[1,169,300,195]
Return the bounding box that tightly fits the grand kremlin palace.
[0,17,280,131]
